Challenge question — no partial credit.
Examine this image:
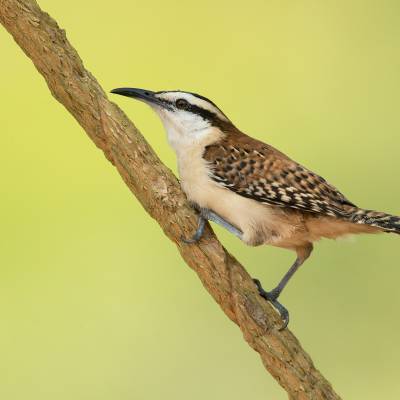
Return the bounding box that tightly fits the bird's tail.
[348,208,400,234]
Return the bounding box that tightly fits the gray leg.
[202,209,243,239]
[254,245,313,330]
[182,208,243,244]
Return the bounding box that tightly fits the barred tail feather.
[349,209,400,234]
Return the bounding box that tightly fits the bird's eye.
[175,98,190,110]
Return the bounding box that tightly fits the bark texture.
[0,1,341,399]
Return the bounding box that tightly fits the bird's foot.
[182,207,243,244]
[181,215,206,244]
[253,278,289,331]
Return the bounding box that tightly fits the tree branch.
[0,1,341,399]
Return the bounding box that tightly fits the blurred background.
[1,0,400,399]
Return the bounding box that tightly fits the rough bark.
[0,1,341,399]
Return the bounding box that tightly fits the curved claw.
[253,278,290,330]
[269,300,289,331]
[181,234,200,244]
[181,216,206,244]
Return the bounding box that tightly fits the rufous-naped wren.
[112,87,400,329]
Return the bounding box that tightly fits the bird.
[111,87,400,329]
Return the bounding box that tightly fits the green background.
[1,1,400,399]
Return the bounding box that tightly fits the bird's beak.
[110,87,169,109]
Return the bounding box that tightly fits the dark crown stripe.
[156,90,219,108]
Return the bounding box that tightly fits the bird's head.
[111,88,231,151]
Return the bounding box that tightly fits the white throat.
[151,105,223,156]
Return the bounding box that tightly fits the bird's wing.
[203,134,356,218]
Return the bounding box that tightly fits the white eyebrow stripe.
[155,91,229,122]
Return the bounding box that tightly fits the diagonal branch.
[0,1,341,399]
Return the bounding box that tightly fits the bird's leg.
[201,208,243,239]
[182,207,243,243]
[253,258,303,330]
[254,245,313,330]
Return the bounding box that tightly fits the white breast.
[151,96,302,249]
[175,142,296,246]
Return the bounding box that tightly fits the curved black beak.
[110,87,169,109]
